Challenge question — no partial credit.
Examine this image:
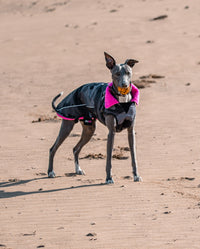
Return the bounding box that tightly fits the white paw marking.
[48,171,56,178]
[134,175,142,182]
[76,169,85,175]
[106,179,114,184]
[75,162,85,175]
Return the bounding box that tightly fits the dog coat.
[54,82,139,131]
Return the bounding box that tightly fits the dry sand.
[0,0,200,248]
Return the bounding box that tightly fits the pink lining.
[57,113,77,120]
[57,113,94,121]
[105,82,139,109]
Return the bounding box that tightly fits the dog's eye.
[116,72,120,76]
[126,71,131,75]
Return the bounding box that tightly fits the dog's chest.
[118,93,132,103]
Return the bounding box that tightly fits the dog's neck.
[118,93,132,103]
[111,84,132,103]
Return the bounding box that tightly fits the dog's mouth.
[117,85,131,95]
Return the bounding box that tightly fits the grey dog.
[48,52,141,183]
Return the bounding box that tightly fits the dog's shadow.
[0,176,106,199]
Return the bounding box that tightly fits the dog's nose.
[122,82,128,88]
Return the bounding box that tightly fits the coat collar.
[105,82,139,109]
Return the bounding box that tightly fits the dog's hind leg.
[73,120,96,175]
[48,119,75,178]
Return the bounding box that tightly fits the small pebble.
[110,9,117,13]
[151,15,168,21]
[86,232,97,237]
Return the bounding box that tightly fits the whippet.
[48,52,141,183]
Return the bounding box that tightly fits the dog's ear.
[104,52,116,70]
[125,59,139,68]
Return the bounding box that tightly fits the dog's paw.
[48,171,56,178]
[105,178,114,184]
[134,175,142,182]
[76,169,85,175]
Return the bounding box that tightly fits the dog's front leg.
[105,115,116,184]
[127,126,142,182]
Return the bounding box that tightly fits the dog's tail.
[52,92,63,112]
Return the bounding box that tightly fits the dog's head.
[104,52,138,95]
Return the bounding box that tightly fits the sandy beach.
[0,0,200,248]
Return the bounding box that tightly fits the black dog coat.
[53,82,139,132]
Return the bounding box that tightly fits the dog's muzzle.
[117,85,131,95]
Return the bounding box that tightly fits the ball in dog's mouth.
[117,85,131,95]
